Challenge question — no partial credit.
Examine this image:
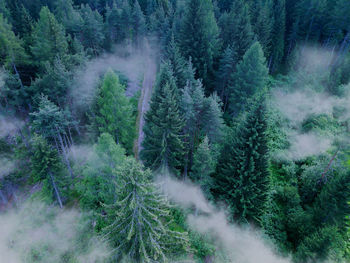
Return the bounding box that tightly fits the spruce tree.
[103,157,188,262]
[140,63,184,174]
[78,4,105,55]
[229,42,268,115]
[131,0,146,48]
[95,70,135,153]
[31,7,68,68]
[269,0,286,72]
[214,45,237,111]
[31,135,69,208]
[191,136,215,199]
[212,95,270,224]
[218,0,254,59]
[165,35,187,89]
[179,0,220,92]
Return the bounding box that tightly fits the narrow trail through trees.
[133,51,156,159]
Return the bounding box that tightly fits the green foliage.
[77,133,126,229]
[30,135,69,204]
[213,96,270,224]
[95,70,135,153]
[141,62,184,174]
[179,0,220,91]
[0,13,27,67]
[103,157,189,262]
[31,7,68,68]
[191,136,215,199]
[230,42,268,115]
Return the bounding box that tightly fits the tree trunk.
[49,171,63,208]
[56,128,74,179]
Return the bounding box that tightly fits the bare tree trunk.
[49,171,63,208]
[56,128,74,179]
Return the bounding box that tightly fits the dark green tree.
[31,7,68,69]
[218,0,254,59]
[179,0,220,92]
[140,63,184,174]
[212,96,270,224]
[229,42,268,115]
[31,135,69,208]
[191,136,216,199]
[78,4,105,56]
[131,0,146,48]
[214,45,237,111]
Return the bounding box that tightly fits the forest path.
[133,53,156,159]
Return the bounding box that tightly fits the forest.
[1,0,350,262]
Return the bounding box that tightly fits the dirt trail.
[133,51,156,159]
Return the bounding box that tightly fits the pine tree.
[31,135,69,208]
[31,57,71,106]
[218,0,254,59]
[103,157,188,262]
[140,63,184,174]
[54,0,83,36]
[179,0,220,92]
[181,78,205,177]
[78,4,105,56]
[165,35,187,89]
[229,42,268,115]
[131,0,146,48]
[251,0,274,59]
[212,95,270,224]
[95,70,135,153]
[269,0,286,72]
[105,1,121,47]
[0,13,27,67]
[191,136,215,199]
[77,133,125,219]
[31,7,68,68]
[215,45,237,111]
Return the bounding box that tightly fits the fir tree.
[103,157,188,262]
[165,35,187,89]
[229,42,268,115]
[140,63,184,174]
[31,135,69,208]
[191,136,215,199]
[212,96,270,224]
[31,57,71,106]
[214,45,237,110]
[31,7,68,68]
[131,0,146,48]
[78,4,105,55]
[95,70,135,153]
[179,0,220,92]
[218,0,254,59]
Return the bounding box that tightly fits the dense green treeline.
[1,0,350,262]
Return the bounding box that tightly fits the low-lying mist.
[158,176,290,263]
[69,41,157,111]
[0,202,110,263]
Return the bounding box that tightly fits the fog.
[0,114,23,138]
[272,45,350,159]
[69,41,157,111]
[0,202,110,263]
[159,176,290,263]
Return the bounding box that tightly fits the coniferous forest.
[1,0,350,262]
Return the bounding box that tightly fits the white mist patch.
[0,115,23,138]
[68,144,95,165]
[70,42,156,110]
[273,90,337,125]
[0,202,110,263]
[158,176,290,263]
[285,132,333,160]
[0,158,14,179]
